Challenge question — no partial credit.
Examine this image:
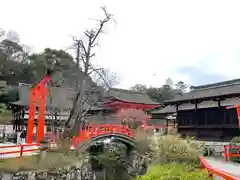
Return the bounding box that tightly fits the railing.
[72,124,134,148]
[199,156,240,180]
[224,145,240,161]
[0,143,40,159]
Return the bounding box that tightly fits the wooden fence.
[0,143,40,159]
[224,145,240,161]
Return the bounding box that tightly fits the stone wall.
[1,162,94,180]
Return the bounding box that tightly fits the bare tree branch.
[65,7,118,131]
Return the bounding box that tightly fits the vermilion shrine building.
[104,88,160,111]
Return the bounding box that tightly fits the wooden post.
[20,145,24,157]
[224,146,228,161]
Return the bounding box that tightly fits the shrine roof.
[165,78,240,104]
[10,84,103,111]
[105,88,159,105]
[151,105,176,114]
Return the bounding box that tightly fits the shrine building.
[158,79,240,141]
[103,88,160,111]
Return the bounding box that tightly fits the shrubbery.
[133,132,207,179]
[135,163,210,180]
[150,134,203,165]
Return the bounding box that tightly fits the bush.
[229,136,240,162]
[151,135,203,165]
[135,163,210,180]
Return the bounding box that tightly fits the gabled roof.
[165,78,240,103]
[11,84,75,110]
[10,83,103,111]
[105,88,159,105]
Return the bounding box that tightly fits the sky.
[1,0,240,89]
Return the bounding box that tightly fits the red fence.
[224,145,240,161]
[199,156,240,180]
[0,143,40,159]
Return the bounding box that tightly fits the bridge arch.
[77,133,137,153]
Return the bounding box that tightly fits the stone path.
[204,157,240,179]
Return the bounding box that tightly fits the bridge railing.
[199,156,239,180]
[0,143,40,159]
[71,124,134,148]
[224,145,240,161]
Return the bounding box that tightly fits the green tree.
[146,87,163,103]
[0,29,33,84]
[28,48,78,87]
[175,81,188,95]
[130,84,147,93]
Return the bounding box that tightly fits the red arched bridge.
[71,124,136,151]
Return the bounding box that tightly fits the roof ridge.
[109,87,147,95]
[191,78,240,91]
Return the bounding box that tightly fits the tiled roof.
[165,79,240,103]
[106,88,159,105]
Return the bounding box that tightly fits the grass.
[0,151,80,172]
[135,163,210,180]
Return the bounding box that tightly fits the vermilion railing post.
[224,146,228,161]
[20,145,24,157]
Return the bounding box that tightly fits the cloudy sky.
[1,0,240,89]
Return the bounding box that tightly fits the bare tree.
[65,7,118,131]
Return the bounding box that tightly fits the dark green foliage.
[135,163,210,180]
[94,143,133,180]
[131,78,189,103]
[0,87,18,103]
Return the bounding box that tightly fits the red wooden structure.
[105,100,159,111]
[72,124,134,148]
[26,71,53,144]
[199,156,240,180]
[0,144,40,158]
[224,145,240,161]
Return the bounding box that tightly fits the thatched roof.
[105,88,159,105]
[11,84,75,110]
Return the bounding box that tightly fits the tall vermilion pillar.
[36,86,48,143]
[236,107,240,128]
[26,88,37,144]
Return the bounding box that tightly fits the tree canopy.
[130,78,189,103]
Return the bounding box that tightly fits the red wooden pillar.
[36,86,48,143]
[26,88,37,144]
[236,107,240,128]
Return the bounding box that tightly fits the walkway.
[203,157,240,180]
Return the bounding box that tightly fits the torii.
[26,70,53,144]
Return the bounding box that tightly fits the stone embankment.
[1,162,93,180]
